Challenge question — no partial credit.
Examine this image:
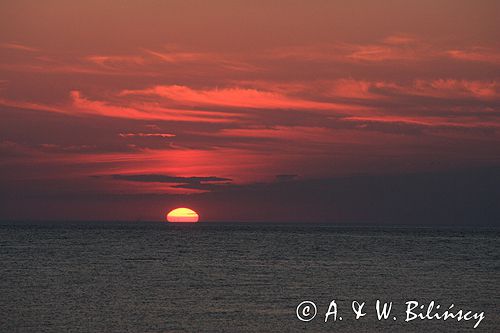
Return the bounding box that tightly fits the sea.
[0,222,498,332]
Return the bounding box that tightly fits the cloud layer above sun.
[0,1,499,221]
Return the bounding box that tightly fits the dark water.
[0,222,498,332]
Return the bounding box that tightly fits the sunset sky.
[1,1,499,223]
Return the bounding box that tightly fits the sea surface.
[0,222,498,332]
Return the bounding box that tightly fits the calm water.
[0,222,498,332]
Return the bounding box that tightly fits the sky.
[1,1,499,223]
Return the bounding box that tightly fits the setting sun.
[166,208,199,223]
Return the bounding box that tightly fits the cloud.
[217,126,339,143]
[346,44,422,62]
[111,174,232,183]
[339,116,498,136]
[395,79,499,100]
[266,36,500,65]
[0,42,38,52]
[118,133,176,138]
[3,77,498,146]
[143,47,260,72]
[172,182,234,191]
[326,78,500,105]
[109,173,233,192]
[266,36,430,63]
[79,46,259,77]
[0,97,65,114]
[85,55,146,66]
[144,48,209,63]
[70,90,243,123]
[38,143,98,152]
[119,85,343,111]
[0,62,142,76]
[0,140,32,157]
[445,48,500,64]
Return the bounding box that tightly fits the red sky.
[1,1,499,222]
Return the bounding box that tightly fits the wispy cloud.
[2,35,498,197]
[0,97,64,114]
[266,36,500,65]
[143,48,208,63]
[0,42,38,52]
[121,85,333,110]
[85,55,146,66]
[70,90,243,123]
[445,47,500,64]
[111,173,231,184]
[327,78,500,101]
[118,133,176,138]
[266,35,431,63]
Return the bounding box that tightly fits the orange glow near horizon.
[166,207,199,223]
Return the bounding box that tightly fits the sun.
[166,207,199,223]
